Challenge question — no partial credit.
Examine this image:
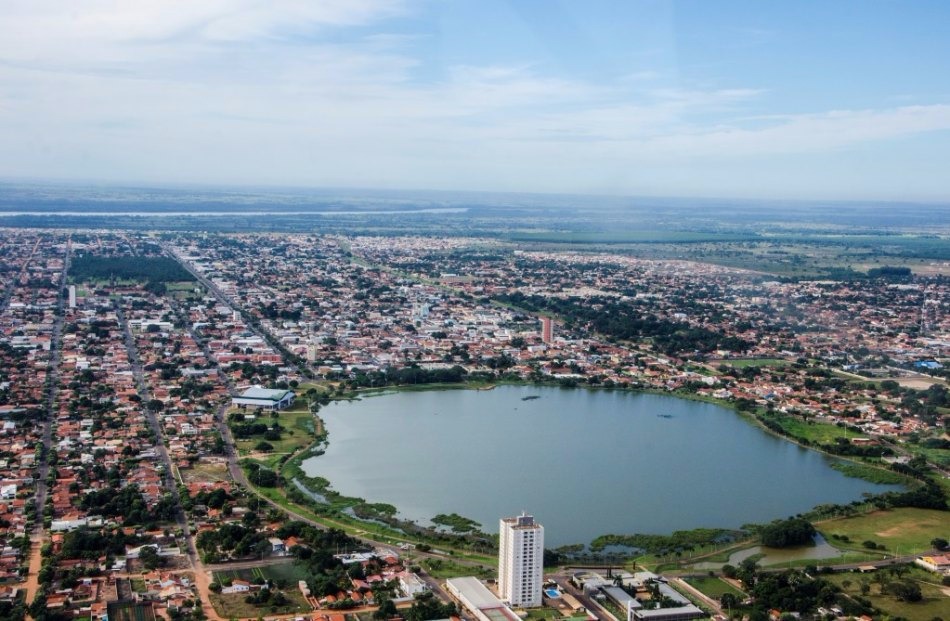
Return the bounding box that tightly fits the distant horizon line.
[1,175,950,208]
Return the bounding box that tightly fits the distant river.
[0,208,467,216]
[302,386,900,546]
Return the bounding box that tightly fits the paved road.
[161,245,497,613]
[162,243,311,377]
[550,572,618,621]
[25,237,71,614]
[116,300,220,620]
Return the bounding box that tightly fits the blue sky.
[1,0,949,200]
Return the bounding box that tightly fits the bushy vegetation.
[244,462,279,487]
[590,528,743,554]
[344,364,468,388]
[431,512,482,533]
[494,292,750,356]
[724,560,876,620]
[80,484,177,525]
[758,517,816,548]
[71,255,195,283]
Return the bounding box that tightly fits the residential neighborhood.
[0,230,946,621]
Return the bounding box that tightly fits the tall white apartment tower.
[498,512,544,608]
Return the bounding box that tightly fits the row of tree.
[494,292,750,356]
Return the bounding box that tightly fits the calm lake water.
[302,386,900,546]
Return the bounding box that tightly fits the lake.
[302,385,900,546]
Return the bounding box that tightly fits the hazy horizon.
[2,2,950,201]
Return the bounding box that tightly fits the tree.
[931,537,948,551]
[404,592,457,621]
[886,580,922,602]
[139,545,163,570]
[374,598,397,620]
[737,558,759,587]
[719,593,738,611]
[759,517,816,548]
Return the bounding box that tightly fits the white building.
[498,512,544,608]
[446,577,520,621]
[232,386,296,410]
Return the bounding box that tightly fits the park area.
[683,575,745,600]
[817,508,950,554]
[826,566,950,621]
[230,399,321,470]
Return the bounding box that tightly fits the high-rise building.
[540,317,553,344]
[68,285,76,309]
[498,512,544,608]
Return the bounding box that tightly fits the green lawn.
[829,461,911,485]
[721,358,789,369]
[683,576,746,599]
[165,281,198,291]
[760,413,862,444]
[909,444,950,468]
[214,562,313,587]
[421,557,493,580]
[231,405,319,457]
[214,566,268,584]
[827,567,949,621]
[523,607,565,620]
[817,508,950,554]
[259,561,313,588]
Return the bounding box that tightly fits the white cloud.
[0,1,948,198]
[640,105,950,158]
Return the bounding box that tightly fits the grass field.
[827,567,950,621]
[523,608,565,620]
[421,557,494,580]
[909,444,950,468]
[508,231,755,244]
[719,358,789,368]
[817,508,949,553]
[231,404,319,458]
[829,461,911,485]
[214,562,311,588]
[683,575,746,599]
[760,413,862,444]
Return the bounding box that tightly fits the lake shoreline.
[299,384,902,548]
[339,380,913,490]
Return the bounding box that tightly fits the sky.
[1,0,949,201]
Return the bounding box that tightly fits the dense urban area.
[0,229,947,621]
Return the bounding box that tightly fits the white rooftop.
[446,577,504,610]
[239,386,293,401]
